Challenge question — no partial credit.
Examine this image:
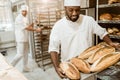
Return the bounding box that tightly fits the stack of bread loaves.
[60,42,120,79]
[107,27,120,36]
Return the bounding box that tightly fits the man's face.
[22,10,27,17]
[65,6,80,22]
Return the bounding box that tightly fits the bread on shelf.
[107,27,120,35]
[112,14,120,20]
[108,0,120,4]
[99,13,112,21]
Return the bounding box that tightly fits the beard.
[66,14,79,22]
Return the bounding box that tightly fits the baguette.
[78,45,104,59]
[88,46,115,64]
[96,42,110,47]
[90,53,120,72]
[60,62,80,80]
[70,58,90,73]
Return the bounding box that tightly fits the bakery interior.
[0,0,120,80]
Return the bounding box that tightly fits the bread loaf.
[99,13,112,21]
[70,58,90,73]
[112,27,119,33]
[78,45,105,59]
[107,28,114,34]
[108,0,120,4]
[97,42,110,47]
[60,62,80,80]
[116,32,120,35]
[88,46,115,64]
[90,53,120,72]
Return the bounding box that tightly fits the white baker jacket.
[49,15,108,62]
[15,14,29,42]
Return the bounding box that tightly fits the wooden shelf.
[98,20,120,24]
[98,3,120,8]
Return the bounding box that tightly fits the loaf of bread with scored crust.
[90,53,120,72]
[60,62,80,80]
[96,42,111,47]
[88,46,115,64]
[78,45,105,59]
[70,58,90,73]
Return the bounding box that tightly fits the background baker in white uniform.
[48,0,120,79]
[11,5,41,72]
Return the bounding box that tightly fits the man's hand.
[55,67,67,79]
[31,23,34,26]
[110,42,120,51]
[29,23,34,27]
[35,27,42,32]
[103,35,120,51]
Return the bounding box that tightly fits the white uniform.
[11,14,29,68]
[49,15,108,62]
[15,14,29,42]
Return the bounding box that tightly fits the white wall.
[0,31,15,49]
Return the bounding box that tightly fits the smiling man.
[48,0,120,79]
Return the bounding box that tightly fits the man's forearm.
[50,51,60,69]
[25,26,36,31]
[103,34,113,46]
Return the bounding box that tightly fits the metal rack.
[96,0,120,43]
[96,0,120,79]
[29,1,63,70]
[98,20,120,24]
[97,64,120,80]
[98,3,120,8]
[33,27,52,70]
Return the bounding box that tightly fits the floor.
[4,47,62,80]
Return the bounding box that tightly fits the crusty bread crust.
[78,45,105,59]
[60,62,80,79]
[88,46,115,64]
[70,58,90,73]
[91,53,120,72]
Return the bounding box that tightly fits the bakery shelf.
[109,35,120,39]
[98,20,120,24]
[98,3,120,8]
[96,0,120,45]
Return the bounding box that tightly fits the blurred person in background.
[11,5,41,72]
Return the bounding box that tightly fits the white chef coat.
[49,15,108,62]
[15,14,29,42]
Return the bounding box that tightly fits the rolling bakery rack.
[30,5,62,70]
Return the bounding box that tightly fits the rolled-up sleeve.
[48,25,60,54]
[90,17,108,39]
